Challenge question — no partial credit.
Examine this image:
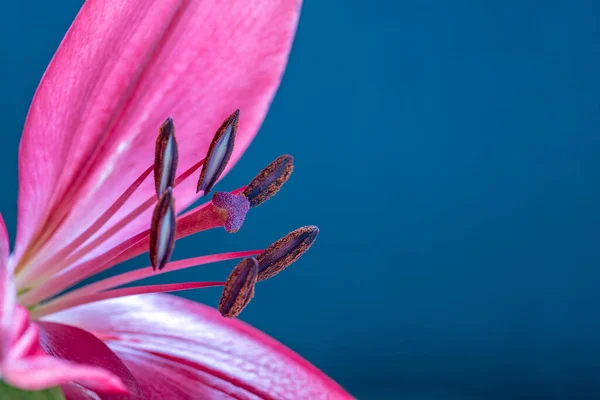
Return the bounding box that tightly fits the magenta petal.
[61,384,106,400]
[47,294,353,400]
[15,0,303,262]
[2,355,127,393]
[61,382,131,400]
[105,345,262,399]
[8,318,40,360]
[36,321,140,396]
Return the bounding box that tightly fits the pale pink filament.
[31,282,225,319]
[24,250,260,311]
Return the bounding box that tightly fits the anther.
[149,188,176,271]
[212,192,250,233]
[257,226,319,281]
[218,257,258,318]
[154,118,178,198]
[243,155,294,207]
[197,110,239,195]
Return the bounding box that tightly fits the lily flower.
[0,1,352,398]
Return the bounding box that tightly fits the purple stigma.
[212,192,250,233]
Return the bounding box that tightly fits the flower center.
[10,112,315,321]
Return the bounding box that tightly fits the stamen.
[218,258,259,318]
[149,188,176,271]
[257,226,319,281]
[196,110,239,195]
[243,155,294,207]
[154,117,178,198]
[46,250,262,304]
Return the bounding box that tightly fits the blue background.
[1,1,600,399]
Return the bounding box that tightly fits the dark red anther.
[154,117,178,198]
[243,155,294,207]
[256,226,319,281]
[218,257,259,318]
[149,188,176,271]
[197,110,239,195]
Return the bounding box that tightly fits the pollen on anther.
[149,188,176,271]
[197,110,239,195]
[243,155,294,207]
[257,226,319,281]
[219,257,259,318]
[154,117,178,198]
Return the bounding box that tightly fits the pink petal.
[0,213,13,359]
[1,309,128,394]
[8,320,40,360]
[61,384,104,400]
[47,294,352,400]
[2,355,127,393]
[61,383,129,400]
[36,321,140,396]
[102,345,265,400]
[9,306,31,348]
[16,0,302,264]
